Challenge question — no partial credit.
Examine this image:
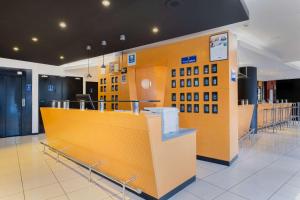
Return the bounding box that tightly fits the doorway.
[86,82,98,109]
[0,73,23,137]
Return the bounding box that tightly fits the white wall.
[0,58,85,133]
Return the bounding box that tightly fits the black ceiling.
[0,0,249,65]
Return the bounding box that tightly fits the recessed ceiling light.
[32,37,39,42]
[59,21,67,29]
[102,0,111,7]
[152,26,159,34]
[59,55,65,60]
[13,46,20,52]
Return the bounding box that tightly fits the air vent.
[164,0,182,8]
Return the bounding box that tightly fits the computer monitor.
[76,94,96,110]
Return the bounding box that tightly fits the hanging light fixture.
[86,45,92,78]
[101,40,107,68]
[120,34,126,68]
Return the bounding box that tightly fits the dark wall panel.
[277,79,300,102]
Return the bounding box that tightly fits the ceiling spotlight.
[120,34,126,41]
[86,45,92,51]
[59,55,65,60]
[102,0,111,7]
[152,26,159,34]
[59,21,67,29]
[13,46,20,52]
[31,37,39,42]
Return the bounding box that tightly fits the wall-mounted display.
[172,93,176,101]
[180,104,185,112]
[212,76,218,86]
[212,104,218,114]
[172,80,176,88]
[194,66,199,75]
[172,69,176,77]
[187,79,192,87]
[204,65,209,74]
[194,78,199,87]
[180,93,185,101]
[212,92,218,101]
[204,77,210,86]
[210,32,228,61]
[180,68,185,76]
[187,67,192,76]
[204,104,210,114]
[204,92,210,101]
[187,93,192,101]
[194,92,199,101]
[187,104,192,113]
[180,79,185,88]
[212,64,218,73]
[194,104,199,113]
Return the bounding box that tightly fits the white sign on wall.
[127,53,136,66]
[210,32,228,62]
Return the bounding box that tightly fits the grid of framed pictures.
[170,64,219,114]
[100,75,120,111]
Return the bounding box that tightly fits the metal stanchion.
[63,100,70,109]
[132,101,140,115]
[57,101,62,108]
[80,100,85,110]
[51,100,57,108]
[99,101,104,112]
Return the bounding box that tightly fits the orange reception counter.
[41,108,196,200]
[238,105,254,138]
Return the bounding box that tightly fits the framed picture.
[194,66,199,75]
[210,32,229,62]
[187,104,192,113]
[115,103,119,110]
[111,85,115,91]
[104,103,106,109]
[180,104,185,112]
[172,104,177,108]
[180,79,185,88]
[100,96,103,100]
[172,93,177,101]
[172,69,176,77]
[194,92,199,101]
[115,95,119,101]
[111,103,115,110]
[211,64,218,73]
[180,68,185,76]
[172,80,176,88]
[100,86,103,92]
[204,65,209,74]
[115,85,119,91]
[115,77,118,83]
[204,77,210,86]
[212,104,218,114]
[194,104,199,113]
[212,92,218,101]
[204,92,210,101]
[111,77,114,83]
[212,76,218,86]
[187,67,192,76]
[180,93,185,101]
[104,78,106,84]
[194,78,199,87]
[187,93,192,101]
[103,96,106,101]
[204,104,210,114]
[111,95,115,101]
[104,86,107,92]
[100,79,103,84]
[187,79,192,87]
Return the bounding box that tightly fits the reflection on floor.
[1,124,300,200]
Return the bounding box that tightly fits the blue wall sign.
[25,84,32,92]
[127,53,136,66]
[231,69,237,82]
[48,84,55,92]
[181,55,197,64]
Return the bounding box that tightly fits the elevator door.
[0,74,22,137]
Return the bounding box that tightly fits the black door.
[86,82,98,109]
[0,74,22,137]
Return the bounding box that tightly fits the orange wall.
[99,32,239,162]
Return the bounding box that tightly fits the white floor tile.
[169,191,202,200]
[185,179,224,200]
[214,192,247,200]
[67,184,110,200]
[24,183,65,200]
[0,193,24,200]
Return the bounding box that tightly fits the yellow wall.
[99,32,239,162]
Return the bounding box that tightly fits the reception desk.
[238,105,254,138]
[41,108,196,200]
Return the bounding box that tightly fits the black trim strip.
[197,155,238,166]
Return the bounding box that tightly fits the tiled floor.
[1,124,300,200]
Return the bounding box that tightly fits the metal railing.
[49,99,160,115]
[40,141,142,200]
